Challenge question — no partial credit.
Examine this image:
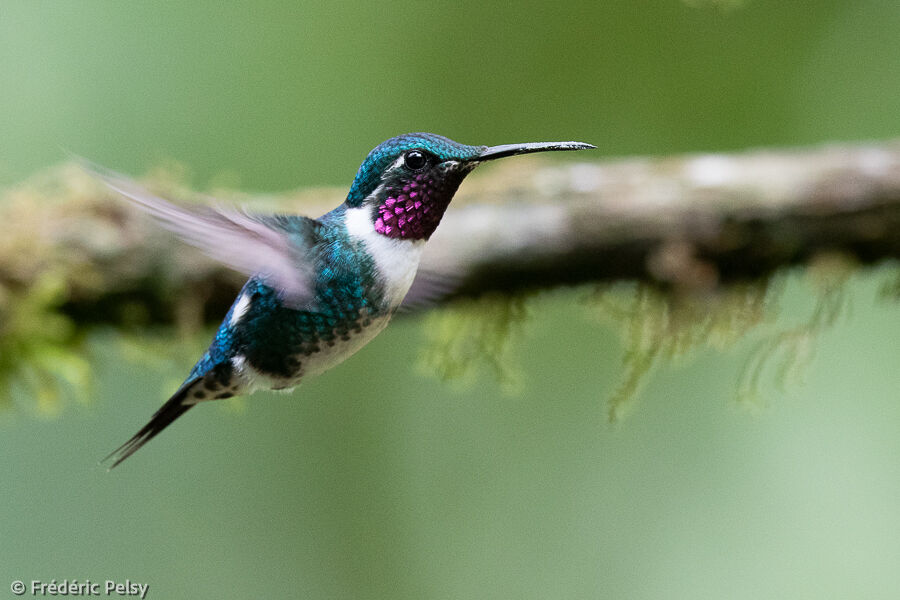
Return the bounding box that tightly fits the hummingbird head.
[345,132,594,240]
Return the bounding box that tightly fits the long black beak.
[478,140,596,161]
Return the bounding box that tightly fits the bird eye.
[404,150,428,171]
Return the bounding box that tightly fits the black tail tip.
[102,385,196,469]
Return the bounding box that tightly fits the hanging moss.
[0,154,898,416]
[590,281,773,420]
[417,293,532,394]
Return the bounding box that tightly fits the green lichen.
[417,293,531,393]
[0,271,90,415]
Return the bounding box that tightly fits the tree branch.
[1,139,898,328]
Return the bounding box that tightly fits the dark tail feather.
[102,380,199,469]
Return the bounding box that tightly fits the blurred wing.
[400,267,461,312]
[93,165,318,308]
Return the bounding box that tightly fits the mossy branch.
[2,139,898,331]
[1,140,898,413]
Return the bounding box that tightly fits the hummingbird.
[98,132,594,468]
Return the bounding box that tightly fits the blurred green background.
[1,1,899,598]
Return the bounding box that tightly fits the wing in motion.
[90,163,320,308]
[400,266,462,311]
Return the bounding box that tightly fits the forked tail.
[102,378,200,469]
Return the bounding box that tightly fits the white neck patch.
[344,205,424,308]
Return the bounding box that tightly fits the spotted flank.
[184,370,243,404]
